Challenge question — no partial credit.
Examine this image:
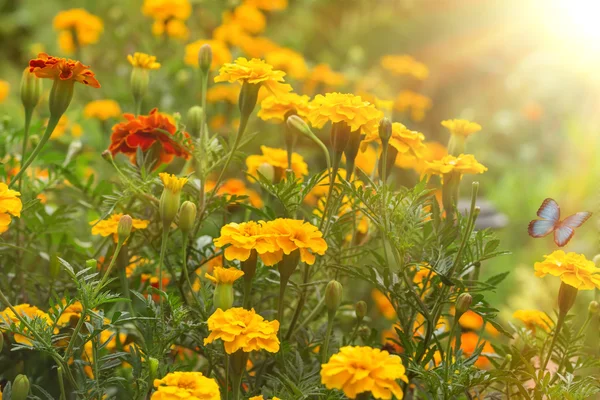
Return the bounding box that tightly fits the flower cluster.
[142,0,192,40]
[152,371,220,400]
[53,9,103,54]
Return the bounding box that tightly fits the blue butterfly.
[528,198,592,247]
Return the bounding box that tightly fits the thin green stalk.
[541,313,566,372]
[444,318,459,379]
[18,107,34,192]
[293,295,325,336]
[348,320,360,344]
[225,353,230,400]
[57,367,67,400]
[285,264,310,340]
[277,273,291,334]
[93,242,124,298]
[321,314,335,363]
[181,234,201,309]
[158,230,169,307]
[319,152,341,232]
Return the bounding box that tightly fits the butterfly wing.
[537,198,560,221]
[528,219,556,238]
[560,212,592,229]
[554,226,575,247]
[528,198,560,238]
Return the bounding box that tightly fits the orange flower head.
[84,100,121,121]
[423,154,487,178]
[441,119,482,138]
[308,93,383,137]
[142,0,192,21]
[214,57,292,95]
[362,122,425,157]
[265,48,308,80]
[29,53,100,88]
[90,213,149,242]
[0,183,22,235]
[0,304,54,345]
[213,220,279,265]
[513,309,553,332]
[109,108,191,167]
[205,266,245,285]
[265,218,328,265]
[53,9,103,53]
[458,332,495,369]
[222,5,266,35]
[371,289,396,320]
[394,90,431,122]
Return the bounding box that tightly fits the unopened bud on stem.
[178,201,197,235]
[325,280,343,317]
[12,374,30,400]
[455,293,472,316]
[117,214,133,243]
[355,301,367,323]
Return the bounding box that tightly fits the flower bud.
[238,82,260,119]
[593,254,600,267]
[377,144,398,181]
[186,106,203,137]
[29,134,40,147]
[117,214,133,243]
[257,162,275,182]
[178,201,197,234]
[0,332,4,352]
[12,374,30,400]
[148,357,159,381]
[198,44,213,76]
[48,79,74,118]
[213,283,234,310]
[160,191,181,229]
[287,114,312,137]
[330,121,351,154]
[378,118,392,145]
[557,281,578,316]
[455,293,472,316]
[355,301,367,323]
[130,67,150,105]
[20,68,42,111]
[241,250,258,281]
[86,259,97,270]
[101,149,113,162]
[344,129,362,179]
[588,300,599,316]
[325,280,343,316]
[358,325,370,339]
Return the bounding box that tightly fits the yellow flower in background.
[246,145,308,180]
[513,309,553,332]
[321,346,408,399]
[354,145,378,175]
[53,9,103,54]
[206,84,240,104]
[90,213,149,241]
[306,63,346,88]
[245,0,287,10]
[215,57,292,95]
[371,289,396,320]
[204,307,280,354]
[0,183,22,234]
[238,35,280,58]
[534,250,600,290]
[308,93,383,137]
[423,154,487,178]
[0,80,9,103]
[152,19,189,40]
[249,397,282,400]
[258,92,311,121]
[213,22,250,47]
[142,0,191,21]
[441,119,482,138]
[362,122,426,157]
[205,266,245,285]
[0,304,53,345]
[265,47,309,80]
[204,178,263,208]
[125,257,151,278]
[223,4,266,35]
[152,371,220,400]
[83,100,121,121]
[184,39,232,70]
[49,115,82,139]
[266,218,328,265]
[394,90,432,122]
[380,54,429,80]
[54,300,84,327]
[395,141,447,174]
[214,220,279,264]
[159,173,188,193]
[127,52,161,70]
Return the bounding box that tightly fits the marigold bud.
[330,121,351,154]
[378,117,392,145]
[344,129,362,179]
[187,106,203,137]
[213,283,234,311]
[199,44,213,76]
[355,300,367,322]
[593,254,600,267]
[455,293,472,316]
[557,281,578,316]
[130,67,149,104]
[29,134,40,147]
[257,162,275,182]
[287,114,311,137]
[48,79,74,118]
[148,357,159,381]
[12,374,30,400]
[20,68,42,111]
[178,201,197,234]
[238,82,260,119]
[101,149,112,162]
[117,214,133,243]
[325,280,343,316]
[241,250,258,281]
[358,325,370,339]
[588,300,599,316]
[160,191,181,229]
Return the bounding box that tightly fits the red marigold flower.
[109,108,191,167]
[29,53,100,88]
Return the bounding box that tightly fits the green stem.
[348,320,360,344]
[444,319,459,379]
[322,313,335,363]
[18,107,34,192]
[57,367,67,400]
[285,263,310,340]
[319,151,341,232]
[293,295,325,336]
[278,273,291,334]
[225,353,230,400]
[93,242,124,298]
[181,235,201,309]
[158,230,169,307]
[231,369,243,400]
[242,279,253,309]
[9,114,61,188]
[541,312,566,372]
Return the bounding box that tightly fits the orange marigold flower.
[395,141,447,173]
[142,0,191,21]
[204,307,280,354]
[321,346,408,399]
[441,119,482,138]
[394,90,431,122]
[380,54,429,80]
[265,218,328,265]
[246,145,308,180]
[29,53,100,88]
[90,213,149,241]
[371,289,396,320]
[205,266,244,285]
[214,57,292,95]
[83,99,121,121]
[204,178,263,208]
[0,304,54,345]
[458,332,495,369]
[184,39,232,70]
[152,18,189,40]
[206,84,240,104]
[223,4,266,35]
[513,309,553,332]
[0,80,9,103]
[244,0,287,10]
[308,93,383,137]
[108,108,191,167]
[152,371,220,400]
[53,9,103,54]
[265,48,308,80]
[0,183,22,235]
[159,173,188,193]
[258,93,311,122]
[423,154,487,178]
[127,52,161,70]
[54,300,84,327]
[214,221,280,265]
[534,250,600,290]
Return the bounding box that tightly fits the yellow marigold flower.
[308,93,383,137]
[423,154,487,178]
[0,80,9,103]
[354,145,378,176]
[223,4,266,35]
[321,346,408,399]
[204,178,263,208]
[258,93,311,122]
[152,371,220,400]
[238,35,280,58]
[55,300,84,327]
[83,100,121,121]
[159,173,188,193]
[49,115,81,140]
[265,218,328,265]
[142,0,191,21]
[362,122,425,156]
[90,213,150,241]
[380,54,429,80]
[371,289,396,320]
[152,19,189,40]
[126,257,151,278]
[0,183,22,234]
[205,266,244,285]
[394,90,432,122]
[249,397,282,400]
[513,309,553,332]
[214,220,279,264]
[306,63,346,87]
[184,39,232,70]
[204,307,280,354]
[265,48,308,80]
[0,304,53,345]
[441,119,482,138]
[213,22,250,47]
[53,9,103,54]
[127,52,161,70]
[245,0,287,10]
[215,57,292,95]
[206,84,240,104]
[395,141,447,173]
[246,145,308,180]
[534,250,600,290]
